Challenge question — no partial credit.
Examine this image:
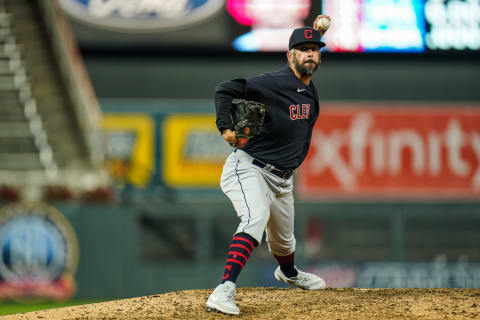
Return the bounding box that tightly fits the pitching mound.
[1,288,479,319]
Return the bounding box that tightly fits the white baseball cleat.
[206,281,240,315]
[274,266,326,290]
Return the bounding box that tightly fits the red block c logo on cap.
[304,29,312,39]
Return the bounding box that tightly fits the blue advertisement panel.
[261,261,480,289]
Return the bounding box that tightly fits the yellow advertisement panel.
[102,114,154,187]
[163,115,231,187]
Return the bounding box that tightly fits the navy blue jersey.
[215,66,319,170]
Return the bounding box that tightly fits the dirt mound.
[1,288,479,320]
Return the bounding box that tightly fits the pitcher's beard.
[294,59,319,77]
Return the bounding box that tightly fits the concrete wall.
[83,54,480,101]
[53,201,480,299]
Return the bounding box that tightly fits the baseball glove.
[230,98,266,147]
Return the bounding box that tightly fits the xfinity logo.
[310,113,480,191]
[58,0,224,32]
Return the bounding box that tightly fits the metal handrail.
[37,0,104,167]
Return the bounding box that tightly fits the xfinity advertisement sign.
[58,0,225,32]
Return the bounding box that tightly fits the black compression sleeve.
[215,79,246,132]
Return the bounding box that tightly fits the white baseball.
[317,17,330,31]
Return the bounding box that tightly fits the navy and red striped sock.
[274,252,298,278]
[221,233,258,284]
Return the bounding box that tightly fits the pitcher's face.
[290,44,321,77]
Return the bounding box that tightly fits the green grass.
[0,300,103,316]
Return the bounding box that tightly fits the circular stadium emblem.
[0,202,79,300]
[58,0,225,32]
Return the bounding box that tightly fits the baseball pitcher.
[207,15,332,315]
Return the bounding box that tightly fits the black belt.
[252,159,294,180]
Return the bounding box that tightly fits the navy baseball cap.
[288,27,325,50]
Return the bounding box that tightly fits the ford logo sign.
[58,0,225,32]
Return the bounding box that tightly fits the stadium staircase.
[0,0,105,199]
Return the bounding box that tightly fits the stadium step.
[0,152,43,170]
[0,109,25,121]
[4,0,92,170]
[0,74,15,89]
[0,121,31,137]
[0,137,37,153]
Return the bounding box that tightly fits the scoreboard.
[321,0,480,53]
[61,0,480,55]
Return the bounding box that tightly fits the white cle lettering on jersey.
[289,104,311,120]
